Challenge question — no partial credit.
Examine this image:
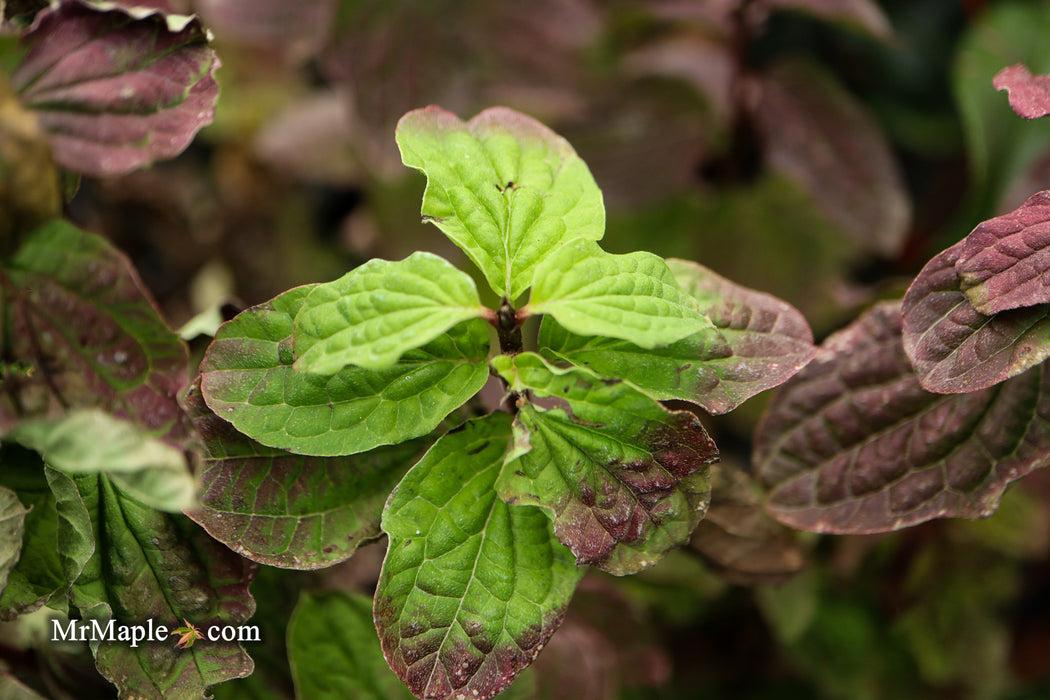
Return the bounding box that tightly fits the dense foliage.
[0,1,1049,699]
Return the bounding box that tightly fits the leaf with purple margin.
[994,64,1050,120]
[0,219,189,442]
[539,260,815,414]
[755,301,1050,534]
[200,285,489,457]
[955,190,1050,314]
[184,384,424,570]
[12,0,219,176]
[902,239,1050,393]
[493,353,717,576]
[54,468,256,699]
[376,412,582,700]
[396,105,604,299]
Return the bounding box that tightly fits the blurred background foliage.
[23,0,1050,697]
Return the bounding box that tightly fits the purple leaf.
[690,463,806,584]
[755,302,1050,534]
[751,60,910,257]
[902,239,1050,393]
[994,63,1050,120]
[12,0,219,176]
[955,190,1050,314]
[0,220,189,443]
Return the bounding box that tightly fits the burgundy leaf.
[0,220,189,443]
[690,462,806,584]
[994,63,1050,120]
[903,239,1050,393]
[12,0,219,176]
[755,301,1050,534]
[751,60,910,257]
[955,190,1050,314]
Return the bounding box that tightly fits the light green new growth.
[293,252,486,373]
[526,239,714,348]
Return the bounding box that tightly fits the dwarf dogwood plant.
[197,105,815,699]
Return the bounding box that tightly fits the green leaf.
[376,413,583,700]
[0,219,189,442]
[0,445,66,618]
[289,591,414,700]
[526,240,713,349]
[293,252,486,373]
[492,354,718,576]
[0,485,27,597]
[396,105,605,299]
[8,409,194,512]
[201,285,489,456]
[185,385,423,570]
[54,471,256,700]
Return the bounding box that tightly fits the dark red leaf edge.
[12,0,219,176]
[755,301,1050,534]
[994,63,1050,120]
[955,190,1050,315]
[902,236,1050,394]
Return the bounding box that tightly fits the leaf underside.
[994,63,1050,120]
[200,285,489,456]
[494,353,717,575]
[376,413,582,700]
[396,105,604,299]
[755,301,1050,534]
[185,385,424,570]
[12,0,220,176]
[902,238,1050,393]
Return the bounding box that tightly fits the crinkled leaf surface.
[0,220,188,440]
[185,385,423,570]
[903,239,1050,393]
[376,413,582,700]
[201,285,489,456]
[755,302,1050,533]
[396,105,604,300]
[11,0,219,176]
[0,445,65,618]
[494,353,717,575]
[539,260,814,414]
[527,240,712,350]
[955,190,1050,315]
[289,591,415,700]
[994,63,1050,120]
[8,409,194,511]
[0,485,27,597]
[54,469,256,700]
[293,252,485,373]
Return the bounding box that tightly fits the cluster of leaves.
[194,104,816,699]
